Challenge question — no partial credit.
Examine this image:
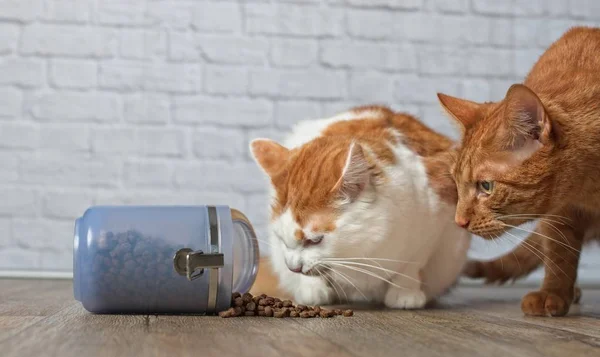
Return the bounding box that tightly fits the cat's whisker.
[327,262,408,290]
[473,227,504,237]
[537,218,573,230]
[500,216,573,231]
[334,268,369,300]
[332,263,408,290]
[500,233,522,276]
[315,266,341,303]
[324,265,368,301]
[365,258,392,280]
[493,234,505,272]
[538,216,571,225]
[317,267,344,302]
[504,224,580,264]
[327,261,424,286]
[496,213,572,222]
[538,219,571,246]
[492,233,522,284]
[344,258,395,280]
[494,212,565,225]
[483,231,504,271]
[503,231,560,280]
[321,257,418,264]
[497,213,571,222]
[316,265,346,303]
[502,223,580,253]
[319,265,348,303]
[497,215,574,230]
[503,231,573,281]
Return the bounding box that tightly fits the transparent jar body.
[73,205,259,314]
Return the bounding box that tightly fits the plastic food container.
[73,205,259,315]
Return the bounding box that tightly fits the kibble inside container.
[73,205,259,314]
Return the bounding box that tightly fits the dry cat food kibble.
[218,292,354,319]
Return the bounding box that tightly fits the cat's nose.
[455,217,470,229]
[288,265,303,273]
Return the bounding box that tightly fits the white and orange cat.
[249,106,471,308]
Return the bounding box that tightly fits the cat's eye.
[304,235,324,246]
[477,181,494,195]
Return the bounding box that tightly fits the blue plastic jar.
[73,205,259,314]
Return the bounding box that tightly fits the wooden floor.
[0,279,599,357]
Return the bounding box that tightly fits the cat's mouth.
[470,217,535,239]
[469,225,508,240]
[301,263,328,277]
[302,266,321,277]
[474,231,504,240]
[304,265,337,288]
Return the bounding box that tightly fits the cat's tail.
[463,233,543,284]
[249,257,293,300]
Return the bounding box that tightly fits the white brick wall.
[0,0,598,275]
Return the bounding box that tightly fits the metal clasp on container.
[173,206,224,314]
[173,248,224,281]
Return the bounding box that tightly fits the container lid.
[230,209,260,294]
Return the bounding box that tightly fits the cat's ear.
[250,139,290,177]
[332,142,370,203]
[504,84,552,150]
[437,93,483,131]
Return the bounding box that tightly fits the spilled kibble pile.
[218,292,354,318]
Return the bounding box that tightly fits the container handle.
[173,248,224,281]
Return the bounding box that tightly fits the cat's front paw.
[384,289,427,309]
[521,290,572,317]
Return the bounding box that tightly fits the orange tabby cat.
[437,26,600,317]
